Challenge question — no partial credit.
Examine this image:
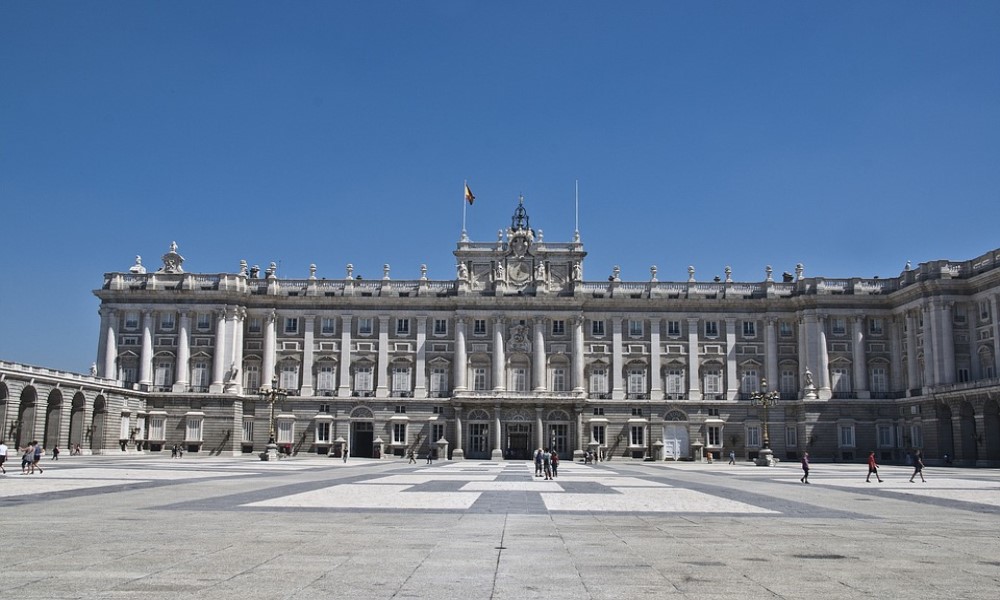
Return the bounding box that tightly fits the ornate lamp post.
[749,378,781,466]
[258,376,287,460]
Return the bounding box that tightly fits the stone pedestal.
[451,448,464,460]
[692,441,705,463]
[261,442,279,461]
[436,438,450,461]
[491,448,504,460]
[755,447,775,466]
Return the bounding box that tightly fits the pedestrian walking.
[909,450,926,483]
[426,449,434,465]
[0,439,8,474]
[866,451,883,483]
[342,448,349,463]
[21,442,34,474]
[542,448,553,480]
[534,448,543,477]
[407,449,416,464]
[171,444,178,458]
[52,446,60,461]
[32,444,44,474]
[728,450,736,465]
[551,450,559,478]
[800,452,810,484]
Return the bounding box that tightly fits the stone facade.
[2,201,999,465]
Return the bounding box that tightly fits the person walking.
[866,451,883,483]
[542,448,553,480]
[342,448,349,463]
[0,440,8,474]
[52,446,60,461]
[909,450,926,483]
[728,450,736,465]
[426,449,434,465]
[534,448,543,477]
[407,449,416,464]
[21,442,34,474]
[32,444,44,474]
[551,450,559,478]
[800,452,810,484]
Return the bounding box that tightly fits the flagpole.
[461,180,468,241]
[573,179,580,242]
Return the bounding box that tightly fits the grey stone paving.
[1,456,998,599]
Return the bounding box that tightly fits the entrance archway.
[91,396,107,452]
[663,410,690,460]
[69,393,86,449]
[959,402,978,463]
[44,389,63,450]
[16,386,38,447]
[937,403,955,460]
[505,422,532,459]
[349,407,375,458]
[984,399,1000,464]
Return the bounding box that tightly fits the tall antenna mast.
[573,179,580,242]
[461,179,469,241]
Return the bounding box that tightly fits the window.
[433,319,448,335]
[779,321,793,337]
[980,300,991,322]
[704,321,719,338]
[430,368,448,395]
[191,361,210,390]
[630,425,645,446]
[743,321,756,338]
[592,407,605,416]
[394,405,406,414]
[473,319,487,336]
[667,321,681,337]
[627,368,646,395]
[780,369,797,395]
[392,367,411,392]
[279,362,299,390]
[869,318,884,335]
[354,366,373,392]
[910,424,923,448]
[316,365,336,391]
[358,318,373,335]
[957,367,970,383]
[746,425,761,448]
[244,364,260,392]
[589,369,607,395]
[284,318,299,334]
[877,424,893,448]
[316,421,331,443]
[247,317,261,333]
[785,426,798,448]
[707,425,721,446]
[160,312,175,331]
[154,361,173,389]
[432,423,445,444]
[185,416,203,443]
[552,368,567,391]
[741,369,759,394]
[631,407,643,417]
[276,419,294,444]
[125,312,139,330]
[552,320,566,336]
[473,367,488,391]
[707,408,720,417]
[832,368,851,393]
[870,367,888,394]
[838,424,856,448]
[831,318,846,336]
[470,423,489,454]
[592,320,606,336]
[512,367,528,391]
[628,320,643,337]
[396,319,410,336]
[321,318,336,335]
[197,313,211,330]
[242,417,254,443]
[120,415,131,440]
[592,425,606,445]
[703,370,722,395]
[665,370,684,394]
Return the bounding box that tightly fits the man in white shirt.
[0,440,8,474]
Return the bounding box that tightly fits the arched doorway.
[503,409,533,460]
[349,406,375,458]
[959,401,978,463]
[16,386,38,447]
[546,409,571,456]
[69,392,86,450]
[983,399,1000,464]
[466,409,491,459]
[91,396,107,453]
[936,403,955,460]
[44,389,63,450]
[663,410,690,460]
[0,383,8,442]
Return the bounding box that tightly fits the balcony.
[391,391,413,398]
[352,390,375,398]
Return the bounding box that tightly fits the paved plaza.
[1,455,998,599]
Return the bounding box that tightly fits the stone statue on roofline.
[158,241,184,274]
[129,255,146,274]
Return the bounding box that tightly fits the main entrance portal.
[506,423,532,460]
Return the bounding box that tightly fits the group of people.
[532,447,559,480]
[0,440,48,475]
[799,450,928,484]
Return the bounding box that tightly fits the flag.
[464,183,475,205]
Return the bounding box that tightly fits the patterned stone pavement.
[1,455,998,599]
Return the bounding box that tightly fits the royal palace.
[2,200,1000,466]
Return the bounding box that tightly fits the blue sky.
[2,1,998,373]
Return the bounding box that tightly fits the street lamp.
[258,376,287,457]
[749,378,781,466]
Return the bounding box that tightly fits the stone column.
[687,318,701,401]
[968,303,981,381]
[921,304,935,388]
[338,315,353,397]
[725,318,738,400]
[765,317,778,387]
[992,295,1000,376]
[817,315,831,399]
[533,316,546,392]
[798,316,809,398]
[174,310,190,392]
[101,308,118,380]
[650,318,663,400]
[453,405,465,459]
[263,311,277,386]
[300,314,315,396]
[535,406,544,450]
[612,317,625,399]
[210,309,227,393]
[415,316,427,398]
[575,404,584,459]
[96,307,111,378]
[493,316,506,391]
[852,316,869,398]
[376,315,389,398]
[230,308,245,394]
[572,316,585,392]
[139,310,154,388]
[493,406,503,460]
[454,317,468,391]
[905,311,919,392]
[940,302,956,385]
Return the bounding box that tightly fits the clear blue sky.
[2,1,998,373]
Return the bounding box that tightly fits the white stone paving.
[542,486,780,513]
[246,483,482,510]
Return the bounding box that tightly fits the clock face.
[507,259,531,285]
